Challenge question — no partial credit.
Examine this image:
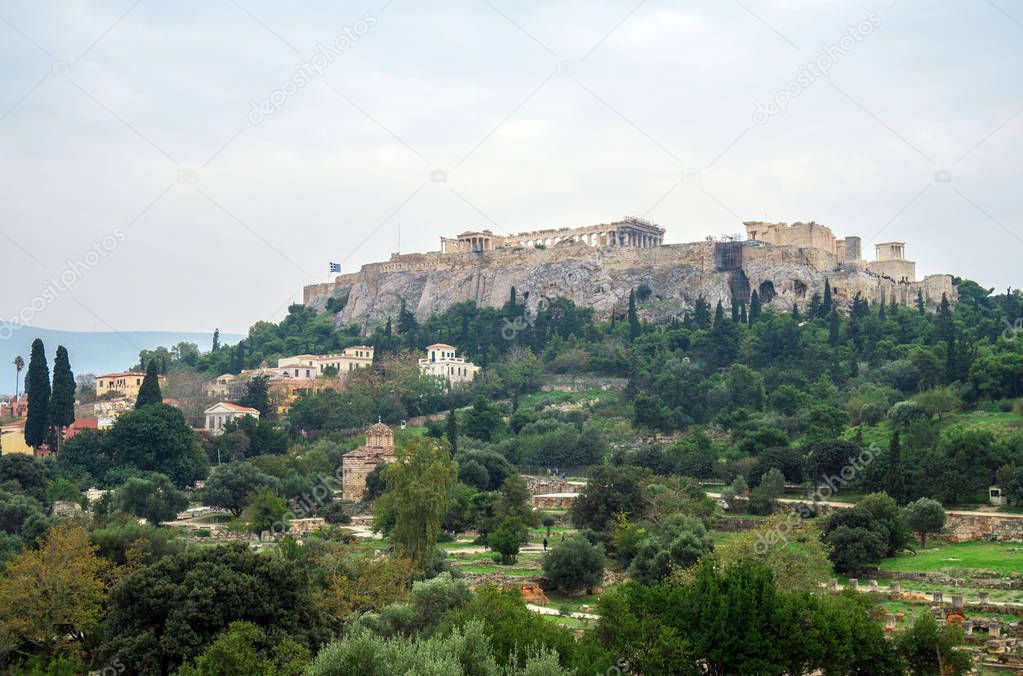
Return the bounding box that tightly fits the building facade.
[419,344,480,386]
[278,346,375,374]
[341,422,396,502]
[203,402,260,434]
[95,371,166,399]
[440,217,665,254]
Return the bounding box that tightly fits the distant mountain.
[0,327,243,393]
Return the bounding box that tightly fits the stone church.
[341,422,395,502]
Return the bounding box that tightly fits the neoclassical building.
[341,422,396,502]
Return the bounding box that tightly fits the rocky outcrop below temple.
[304,240,957,327]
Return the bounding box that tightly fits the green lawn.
[880,541,1023,576]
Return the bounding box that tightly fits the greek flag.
[329,262,342,273]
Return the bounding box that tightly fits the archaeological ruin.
[305,217,956,327]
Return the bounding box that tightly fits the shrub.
[543,537,606,593]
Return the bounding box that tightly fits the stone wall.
[304,238,957,327]
[946,513,1023,542]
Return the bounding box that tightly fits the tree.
[135,359,164,408]
[445,408,458,455]
[238,374,271,419]
[822,278,833,315]
[13,355,24,399]
[0,522,106,658]
[212,328,221,352]
[543,536,606,592]
[114,473,189,524]
[828,308,840,346]
[49,346,75,445]
[178,621,309,676]
[916,289,926,315]
[463,396,503,442]
[201,462,279,516]
[628,514,712,584]
[493,474,539,530]
[24,339,50,449]
[857,492,910,556]
[896,613,973,676]
[749,290,761,322]
[241,486,288,536]
[100,543,324,674]
[569,464,648,532]
[376,437,457,569]
[714,515,830,593]
[107,404,209,488]
[0,453,49,503]
[884,431,907,505]
[748,467,785,515]
[822,507,889,572]
[627,289,641,340]
[488,517,522,564]
[694,296,711,329]
[904,498,945,547]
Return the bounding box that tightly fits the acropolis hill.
[303,217,956,325]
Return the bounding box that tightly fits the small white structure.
[989,486,1007,506]
[418,343,480,386]
[204,402,260,434]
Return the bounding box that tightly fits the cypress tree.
[24,339,50,449]
[878,293,887,321]
[739,302,747,324]
[885,431,906,504]
[749,290,761,323]
[731,297,740,323]
[49,346,76,443]
[916,289,926,315]
[135,360,163,408]
[627,289,641,340]
[809,293,821,319]
[822,278,833,316]
[694,296,711,329]
[889,290,898,315]
[828,308,841,346]
[791,303,801,321]
[714,300,725,327]
[446,408,458,456]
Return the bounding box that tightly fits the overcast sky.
[1,0,1021,334]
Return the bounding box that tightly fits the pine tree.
[627,289,641,340]
[714,300,725,327]
[916,289,926,315]
[212,329,220,352]
[446,408,458,456]
[828,308,841,346]
[135,360,163,408]
[49,346,75,445]
[749,290,761,323]
[24,339,50,449]
[731,298,740,323]
[822,279,833,316]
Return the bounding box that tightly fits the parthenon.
[440,217,665,254]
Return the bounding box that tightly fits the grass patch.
[880,541,1023,577]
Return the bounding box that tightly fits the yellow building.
[0,421,33,455]
[277,346,374,375]
[95,371,166,399]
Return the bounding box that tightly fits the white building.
[278,345,374,375]
[203,402,260,434]
[419,343,480,386]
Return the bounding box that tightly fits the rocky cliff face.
[303,241,956,327]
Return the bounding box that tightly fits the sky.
[1,0,1021,335]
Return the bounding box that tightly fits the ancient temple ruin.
[440,217,665,254]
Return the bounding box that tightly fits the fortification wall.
[303,238,956,327]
